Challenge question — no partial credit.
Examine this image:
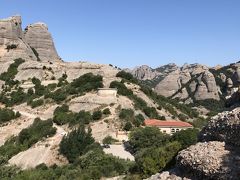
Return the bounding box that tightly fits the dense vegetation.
[60,126,96,163]
[53,104,104,126]
[0,108,20,124]
[0,118,56,160]
[0,71,103,108]
[46,73,103,103]
[128,127,199,177]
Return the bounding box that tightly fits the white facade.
[97,88,117,97]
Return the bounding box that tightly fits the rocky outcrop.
[194,71,220,100]
[174,108,240,180]
[24,23,60,62]
[129,62,223,102]
[128,65,160,80]
[0,16,37,62]
[0,15,61,63]
[147,171,190,180]
[155,69,182,97]
[152,108,240,180]
[199,108,240,146]
[176,141,240,179]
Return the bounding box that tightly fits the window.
[171,128,175,133]
[176,129,179,132]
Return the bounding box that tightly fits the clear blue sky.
[1,0,240,68]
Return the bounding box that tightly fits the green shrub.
[59,126,95,163]
[116,71,138,83]
[123,122,133,131]
[110,81,133,96]
[0,108,20,124]
[28,99,44,108]
[92,110,102,121]
[170,128,199,149]
[119,109,134,120]
[0,58,25,85]
[135,141,181,177]
[102,136,118,144]
[53,105,93,126]
[6,44,17,50]
[133,114,145,127]
[103,108,111,115]
[129,127,170,153]
[70,73,103,93]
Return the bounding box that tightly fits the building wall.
[97,89,117,97]
[158,127,191,135]
[115,131,129,141]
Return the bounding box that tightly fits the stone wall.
[97,88,117,97]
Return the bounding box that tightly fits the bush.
[110,81,133,96]
[129,127,170,153]
[0,108,20,124]
[133,114,145,127]
[135,141,181,177]
[92,110,102,121]
[53,105,93,126]
[59,126,95,163]
[0,58,25,85]
[103,108,111,115]
[70,73,103,93]
[102,136,118,144]
[6,44,17,50]
[53,104,76,125]
[123,122,133,131]
[119,109,134,121]
[170,128,199,149]
[28,99,44,108]
[116,71,138,83]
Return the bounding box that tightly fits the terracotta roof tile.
[144,119,193,128]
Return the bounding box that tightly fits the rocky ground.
[149,107,240,180]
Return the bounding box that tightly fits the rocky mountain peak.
[128,65,160,80]
[0,15,61,62]
[24,22,60,62]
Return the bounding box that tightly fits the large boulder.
[199,108,240,146]
[24,22,60,62]
[176,141,240,180]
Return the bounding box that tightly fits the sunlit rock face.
[24,22,60,62]
[0,15,37,62]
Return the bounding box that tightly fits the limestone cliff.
[0,16,37,62]
[24,23,60,62]
[0,15,61,63]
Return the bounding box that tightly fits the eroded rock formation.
[24,23,60,62]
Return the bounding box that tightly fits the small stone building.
[144,119,193,135]
[97,88,117,97]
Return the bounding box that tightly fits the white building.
[144,119,193,135]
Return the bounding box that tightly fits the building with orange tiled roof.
[144,119,193,135]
